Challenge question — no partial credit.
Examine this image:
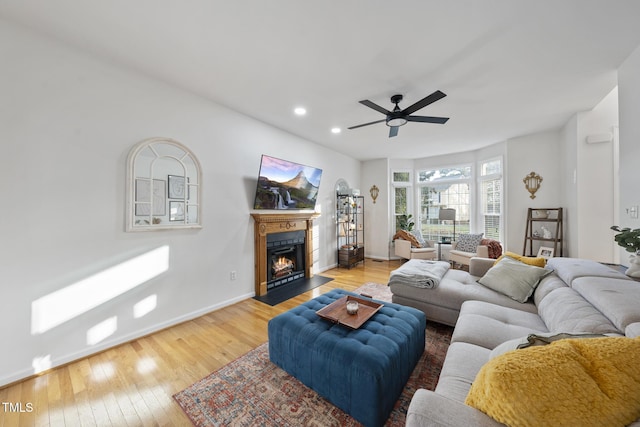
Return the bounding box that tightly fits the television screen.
[253,155,323,210]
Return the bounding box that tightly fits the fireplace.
[251,213,319,296]
[266,230,305,290]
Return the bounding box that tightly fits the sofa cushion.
[537,287,621,335]
[572,277,640,332]
[478,257,553,303]
[494,251,546,267]
[532,273,568,307]
[435,342,491,403]
[455,233,483,252]
[547,257,630,286]
[627,323,640,338]
[465,337,640,427]
[451,301,547,349]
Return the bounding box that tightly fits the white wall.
[575,88,618,262]
[560,115,579,257]
[505,131,562,254]
[361,159,390,259]
[618,45,640,265]
[0,19,359,386]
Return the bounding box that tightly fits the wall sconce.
[369,185,380,204]
[523,171,543,199]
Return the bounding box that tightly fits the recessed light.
[331,127,341,134]
[294,107,307,116]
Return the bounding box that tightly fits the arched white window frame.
[126,137,202,231]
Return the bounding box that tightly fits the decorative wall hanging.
[523,171,543,199]
[126,137,202,231]
[369,185,380,204]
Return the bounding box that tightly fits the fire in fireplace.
[266,230,305,290]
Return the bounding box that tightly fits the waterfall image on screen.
[253,155,322,210]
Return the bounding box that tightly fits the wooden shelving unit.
[337,193,365,268]
[523,207,564,257]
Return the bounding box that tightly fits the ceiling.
[2,0,640,161]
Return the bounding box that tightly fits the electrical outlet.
[230,271,237,280]
[630,206,639,219]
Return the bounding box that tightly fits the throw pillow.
[455,233,484,252]
[494,251,546,267]
[410,229,430,248]
[392,229,421,248]
[466,337,640,427]
[478,256,553,303]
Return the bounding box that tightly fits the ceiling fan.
[348,90,449,138]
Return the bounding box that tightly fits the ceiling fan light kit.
[349,90,449,138]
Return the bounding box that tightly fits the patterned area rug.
[174,284,453,426]
[353,282,393,301]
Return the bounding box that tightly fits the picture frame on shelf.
[537,246,555,259]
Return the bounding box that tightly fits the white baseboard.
[0,292,254,388]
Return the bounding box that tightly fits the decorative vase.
[626,251,640,278]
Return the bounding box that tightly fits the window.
[392,170,412,231]
[417,166,471,240]
[392,161,503,243]
[479,158,502,241]
[393,171,411,183]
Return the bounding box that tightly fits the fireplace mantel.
[251,212,320,296]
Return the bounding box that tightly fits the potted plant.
[610,226,640,253]
[610,225,640,278]
[397,214,415,232]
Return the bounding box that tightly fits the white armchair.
[448,235,502,269]
[394,239,437,260]
[448,241,489,268]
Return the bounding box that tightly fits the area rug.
[353,282,393,301]
[174,301,453,426]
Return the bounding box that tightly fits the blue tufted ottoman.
[268,289,426,427]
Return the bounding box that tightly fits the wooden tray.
[316,295,383,329]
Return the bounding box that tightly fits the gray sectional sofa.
[389,257,640,427]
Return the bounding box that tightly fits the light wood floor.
[0,259,402,427]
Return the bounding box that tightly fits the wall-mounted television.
[253,155,323,210]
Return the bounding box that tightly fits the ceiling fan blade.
[359,99,391,115]
[402,90,446,115]
[389,126,399,137]
[348,119,386,130]
[406,115,450,124]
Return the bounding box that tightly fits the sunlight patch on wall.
[133,294,157,319]
[86,316,118,346]
[31,246,170,335]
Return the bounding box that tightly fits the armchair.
[392,229,437,260]
[394,238,437,260]
[449,236,502,269]
[448,241,489,268]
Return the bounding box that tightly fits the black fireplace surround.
[266,230,306,290]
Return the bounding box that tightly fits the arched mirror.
[126,137,202,231]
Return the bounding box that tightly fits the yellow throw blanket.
[465,337,640,427]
